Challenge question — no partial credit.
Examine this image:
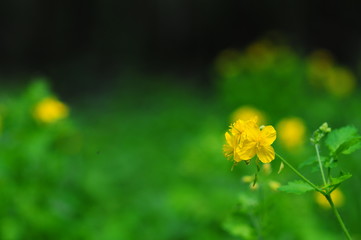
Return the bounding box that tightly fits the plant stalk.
[315,144,327,185]
[325,195,352,240]
[275,153,352,239]
[275,153,322,192]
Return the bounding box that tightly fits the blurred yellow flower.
[215,49,243,78]
[307,49,334,88]
[245,40,275,69]
[262,163,272,175]
[250,182,259,191]
[307,49,356,97]
[325,67,356,97]
[277,117,306,149]
[231,106,266,125]
[268,181,281,191]
[315,188,344,209]
[33,97,69,123]
[241,175,254,183]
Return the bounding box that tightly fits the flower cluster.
[223,117,277,164]
[307,49,356,97]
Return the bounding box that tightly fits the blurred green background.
[1,1,361,239]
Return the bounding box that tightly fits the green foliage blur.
[1,38,361,239]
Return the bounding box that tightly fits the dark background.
[1,0,361,94]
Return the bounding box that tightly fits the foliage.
[1,38,361,239]
[278,180,314,194]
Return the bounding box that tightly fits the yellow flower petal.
[225,132,232,145]
[223,144,233,159]
[233,151,243,163]
[237,141,257,160]
[244,125,260,142]
[260,126,276,145]
[224,132,236,159]
[257,145,275,163]
[231,120,246,136]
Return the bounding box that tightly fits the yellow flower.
[315,188,344,209]
[237,125,276,163]
[223,132,242,162]
[33,97,69,123]
[277,117,306,149]
[224,118,258,162]
[230,106,266,125]
[224,118,276,163]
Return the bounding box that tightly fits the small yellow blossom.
[224,118,258,162]
[268,181,281,191]
[224,132,242,162]
[231,106,266,125]
[241,175,254,183]
[315,188,344,209]
[237,125,277,163]
[33,97,69,123]
[277,117,306,149]
[262,163,272,175]
[224,117,276,164]
[249,182,259,191]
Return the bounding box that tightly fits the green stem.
[275,153,322,192]
[275,153,352,239]
[315,144,327,185]
[327,157,335,182]
[325,195,352,240]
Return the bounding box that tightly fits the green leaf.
[278,180,314,194]
[325,126,361,156]
[336,138,361,155]
[277,161,284,174]
[299,156,325,169]
[223,217,255,239]
[299,156,335,172]
[299,157,317,169]
[330,172,352,186]
[324,158,338,169]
